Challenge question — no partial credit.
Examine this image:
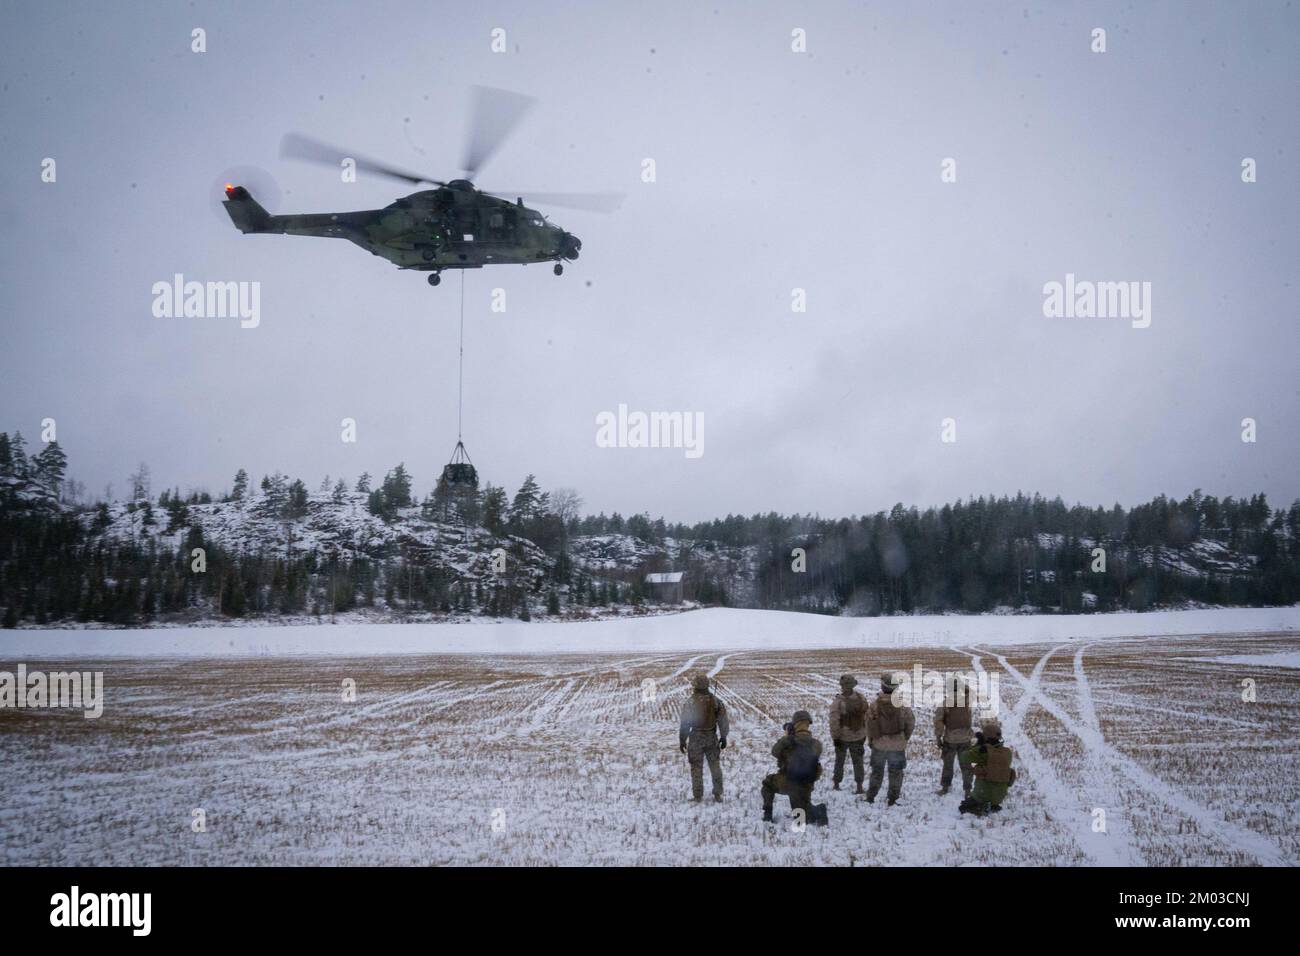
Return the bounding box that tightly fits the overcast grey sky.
[1,0,1296,522]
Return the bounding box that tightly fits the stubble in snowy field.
[0,633,1296,866]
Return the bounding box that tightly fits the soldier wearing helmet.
[679,673,729,803]
[829,674,869,793]
[864,672,916,806]
[958,717,1017,816]
[762,710,828,826]
[933,673,975,796]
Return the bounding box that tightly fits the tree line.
[0,430,1296,625]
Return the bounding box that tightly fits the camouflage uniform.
[761,711,825,824]
[679,675,729,802]
[933,676,975,795]
[829,674,868,792]
[865,674,915,805]
[959,720,1016,816]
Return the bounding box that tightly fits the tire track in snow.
[667,655,703,680]
[1008,645,1059,718]
[562,654,700,725]
[955,647,1122,865]
[995,645,1285,866]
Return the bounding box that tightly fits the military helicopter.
[222,87,622,286]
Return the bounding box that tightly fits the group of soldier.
[678,672,1016,827]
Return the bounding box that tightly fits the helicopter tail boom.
[222,185,272,233]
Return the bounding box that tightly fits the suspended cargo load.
[441,440,478,489]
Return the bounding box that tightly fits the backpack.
[786,736,821,784]
[868,699,903,738]
[691,692,718,732]
[983,745,1013,784]
[942,705,971,731]
[840,694,866,732]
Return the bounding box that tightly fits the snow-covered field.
[1,608,1297,866]
[1,605,1296,657]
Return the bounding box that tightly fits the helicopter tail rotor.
[210,165,281,227]
[222,185,271,233]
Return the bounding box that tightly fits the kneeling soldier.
[829,674,868,793]
[762,710,827,826]
[679,673,729,802]
[958,718,1016,816]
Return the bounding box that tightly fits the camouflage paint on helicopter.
[224,179,581,285]
[221,87,618,286]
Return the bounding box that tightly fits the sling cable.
[442,270,478,490]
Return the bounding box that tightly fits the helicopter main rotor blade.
[486,190,626,214]
[280,133,445,187]
[460,86,536,180]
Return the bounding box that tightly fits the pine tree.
[510,475,543,527]
[355,472,372,493]
[9,432,29,479]
[382,463,413,509]
[231,468,249,501]
[32,441,67,497]
[128,462,151,502]
[482,484,508,535]
[285,479,309,518]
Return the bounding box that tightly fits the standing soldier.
[829,674,868,793]
[933,674,974,796]
[761,710,828,826]
[959,718,1016,816]
[865,672,915,806]
[679,673,729,803]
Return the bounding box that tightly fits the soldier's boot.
[832,781,841,791]
[713,793,723,804]
[989,803,1002,813]
[854,781,865,795]
[887,772,904,806]
[762,802,774,823]
[866,767,884,803]
[691,796,703,803]
[938,785,950,795]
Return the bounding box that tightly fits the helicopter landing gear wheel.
[428,273,441,287]
[553,263,564,276]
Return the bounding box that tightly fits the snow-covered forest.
[1,429,1298,628]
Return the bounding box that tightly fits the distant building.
[644,571,685,604]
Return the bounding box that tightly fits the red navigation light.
[225,183,236,194]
